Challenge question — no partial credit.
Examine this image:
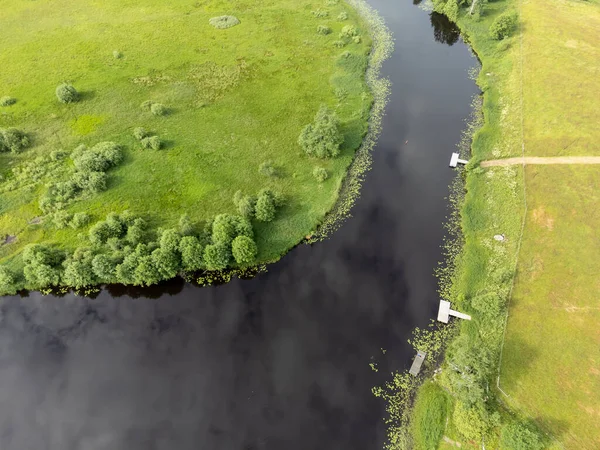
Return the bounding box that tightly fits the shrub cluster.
[132,127,163,150]
[0,266,18,295]
[337,12,349,21]
[312,9,329,18]
[55,83,79,104]
[209,15,240,29]
[317,25,332,35]
[233,188,284,222]
[298,105,343,158]
[0,96,16,106]
[141,101,168,116]
[489,11,518,40]
[39,142,123,213]
[0,128,29,153]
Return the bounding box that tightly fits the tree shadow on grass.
[500,335,539,390]
[77,90,97,102]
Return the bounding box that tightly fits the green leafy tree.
[203,244,231,270]
[126,224,144,246]
[490,11,518,40]
[452,402,489,441]
[152,247,180,279]
[231,235,257,265]
[55,83,79,104]
[62,248,96,289]
[501,422,544,450]
[134,254,162,286]
[298,105,344,158]
[0,266,18,295]
[237,195,256,218]
[73,170,107,193]
[70,212,90,229]
[92,254,119,283]
[255,191,276,222]
[212,214,238,245]
[179,236,205,271]
[22,244,64,288]
[0,128,30,153]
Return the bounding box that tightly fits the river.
[0,1,477,449]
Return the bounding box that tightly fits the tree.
[298,105,344,158]
[134,255,161,286]
[237,195,256,218]
[152,247,180,279]
[179,214,194,236]
[92,254,119,283]
[212,214,238,245]
[56,83,79,103]
[0,128,30,153]
[203,244,231,270]
[125,224,144,246]
[179,236,204,271]
[0,266,18,295]
[452,402,489,441]
[62,248,96,289]
[22,244,64,288]
[489,11,518,40]
[232,235,257,265]
[501,422,544,450]
[255,191,276,222]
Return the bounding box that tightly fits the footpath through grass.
[0,0,385,293]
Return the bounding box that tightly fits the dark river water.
[0,2,477,449]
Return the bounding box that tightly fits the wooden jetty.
[449,152,469,168]
[409,350,427,376]
[437,300,472,323]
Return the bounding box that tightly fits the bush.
[72,141,123,172]
[337,12,348,21]
[298,105,343,158]
[501,422,544,450]
[255,191,276,222]
[317,25,332,35]
[55,83,79,104]
[313,167,328,182]
[209,15,240,29]
[113,50,122,59]
[203,243,231,270]
[312,9,329,18]
[237,195,256,218]
[152,246,180,279]
[141,135,162,150]
[52,210,73,229]
[133,127,148,140]
[231,235,257,265]
[179,236,204,271]
[0,96,16,106]
[150,103,167,116]
[452,402,488,441]
[339,25,358,39]
[333,40,347,48]
[89,213,126,245]
[470,292,503,317]
[0,266,18,295]
[259,160,276,177]
[73,170,108,193]
[0,128,30,153]
[490,11,518,40]
[125,224,144,246]
[70,212,90,229]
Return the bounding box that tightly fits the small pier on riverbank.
[409,351,427,376]
[449,152,469,168]
[437,300,471,323]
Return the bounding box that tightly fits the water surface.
[0,2,477,449]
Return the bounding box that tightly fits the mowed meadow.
[0,0,374,289]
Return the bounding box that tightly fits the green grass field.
[497,1,600,447]
[401,0,600,448]
[0,0,375,292]
[502,166,600,449]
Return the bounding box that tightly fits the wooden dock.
[409,351,427,376]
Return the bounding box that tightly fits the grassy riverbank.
[0,0,389,294]
[376,0,600,448]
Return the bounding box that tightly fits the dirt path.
[481,156,600,167]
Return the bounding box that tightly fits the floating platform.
[437,300,472,323]
[409,351,427,376]
[449,152,469,168]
